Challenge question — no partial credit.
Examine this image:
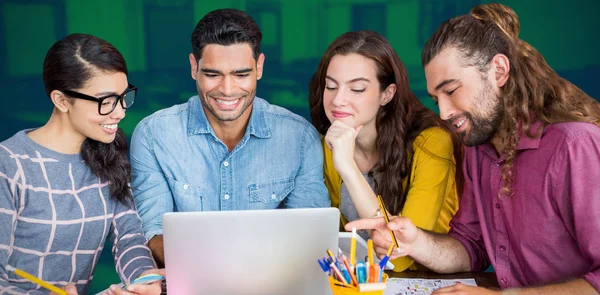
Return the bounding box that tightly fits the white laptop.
[162,208,340,295]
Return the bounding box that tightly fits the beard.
[461,108,503,146]
[457,78,505,146]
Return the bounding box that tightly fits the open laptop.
[162,208,340,295]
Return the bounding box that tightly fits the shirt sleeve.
[109,198,156,285]
[448,147,490,272]
[283,124,331,208]
[392,128,459,272]
[130,120,174,240]
[0,150,50,294]
[551,132,600,292]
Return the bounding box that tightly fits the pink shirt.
[449,122,600,291]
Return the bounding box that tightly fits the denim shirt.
[130,96,330,240]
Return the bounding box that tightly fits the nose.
[109,101,126,120]
[218,75,236,96]
[437,96,456,121]
[330,88,348,107]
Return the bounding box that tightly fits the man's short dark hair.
[191,8,262,61]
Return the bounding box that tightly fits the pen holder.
[328,273,388,295]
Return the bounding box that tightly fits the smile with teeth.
[101,124,118,130]
[456,118,467,128]
[215,98,240,105]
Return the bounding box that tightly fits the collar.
[479,120,544,160]
[516,121,543,151]
[187,96,271,139]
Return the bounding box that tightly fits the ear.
[50,90,71,113]
[189,53,198,80]
[256,53,265,80]
[380,83,397,106]
[490,53,510,87]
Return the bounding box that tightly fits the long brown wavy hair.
[309,31,464,215]
[422,3,600,196]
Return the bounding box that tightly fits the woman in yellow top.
[308,30,464,272]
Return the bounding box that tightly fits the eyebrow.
[434,79,458,91]
[93,91,120,97]
[201,68,254,75]
[326,76,371,83]
[93,85,131,97]
[428,79,459,97]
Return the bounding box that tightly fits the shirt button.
[495,204,500,209]
[183,184,189,190]
[224,194,230,200]
[271,194,277,199]
[223,161,229,167]
[499,245,506,251]
[500,277,507,284]
[494,163,500,167]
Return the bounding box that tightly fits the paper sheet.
[383,278,477,295]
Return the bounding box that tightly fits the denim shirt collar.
[187,95,271,139]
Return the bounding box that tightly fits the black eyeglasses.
[62,84,137,115]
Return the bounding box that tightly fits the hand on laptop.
[345,216,419,260]
[103,269,165,295]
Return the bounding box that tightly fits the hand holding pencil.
[6,265,76,295]
[344,207,420,260]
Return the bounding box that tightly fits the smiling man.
[346,3,600,295]
[129,8,330,267]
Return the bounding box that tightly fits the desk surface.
[388,270,500,290]
[154,271,500,294]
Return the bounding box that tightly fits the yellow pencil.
[376,195,400,249]
[367,239,374,265]
[327,249,337,262]
[6,265,67,295]
[385,242,395,257]
[350,227,356,268]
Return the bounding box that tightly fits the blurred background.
[1,0,598,293]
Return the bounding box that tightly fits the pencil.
[350,227,356,268]
[376,195,400,249]
[338,247,358,286]
[385,242,395,256]
[6,265,67,295]
[367,239,374,265]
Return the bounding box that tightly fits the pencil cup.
[328,273,388,295]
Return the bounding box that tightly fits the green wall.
[1,0,598,293]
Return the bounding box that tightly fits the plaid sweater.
[0,130,155,294]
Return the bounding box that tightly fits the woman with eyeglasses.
[0,34,162,295]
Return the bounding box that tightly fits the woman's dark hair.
[43,33,132,204]
[309,31,464,215]
[422,3,600,197]
[191,8,262,61]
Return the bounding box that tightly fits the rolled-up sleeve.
[130,119,173,240]
[110,200,156,285]
[448,149,490,272]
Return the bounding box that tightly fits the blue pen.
[378,255,390,269]
[339,263,352,285]
[379,243,395,269]
[325,256,340,271]
[318,259,331,276]
[356,262,366,284]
